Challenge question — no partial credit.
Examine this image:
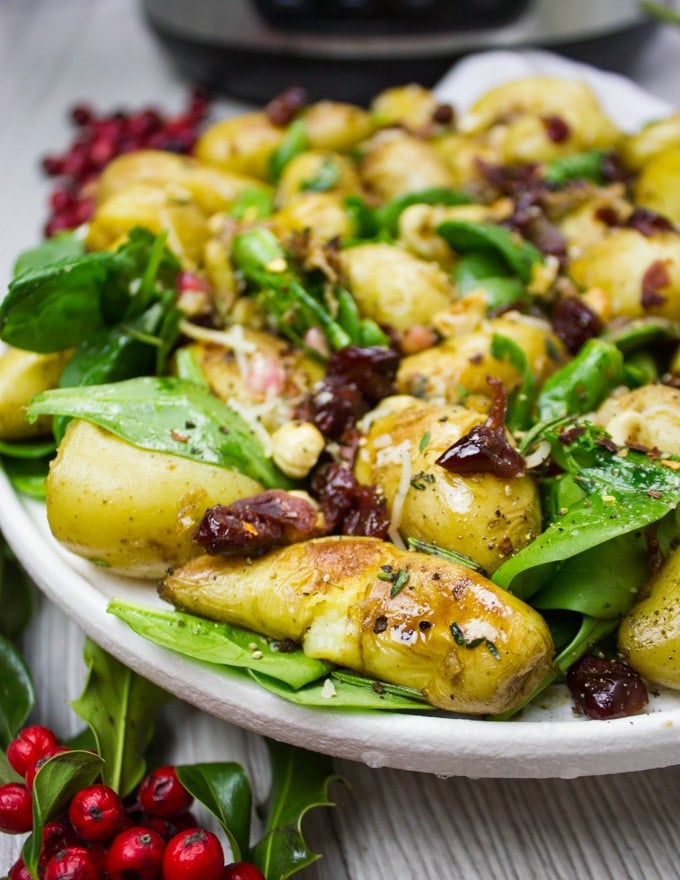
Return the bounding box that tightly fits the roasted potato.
[46,419,264,578]
[619,546,680,690]
[0,347,71,440]
[338,242,456,331]
[354,396,541,573]
[633,147,680,224]
[160,535,554,715]
[593,383,680,456]
[359,130,456,201]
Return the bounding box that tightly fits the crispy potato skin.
[46,420,263,578]
[619,548,680,690]
[160,536,554,715]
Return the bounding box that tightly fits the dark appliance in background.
[140,0,663,104]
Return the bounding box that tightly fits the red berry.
[6,725,59,777]
[163,828,224,880]
[138,766,193,818]
[44,846,99,880]
[70,103,94,126]
[0,782,33,833]
[8,858,31,880]
[222,862,266,880]
[106,827,166,880]
[25,745,70,788]
[40,821,79,869]
[68,783,126,843]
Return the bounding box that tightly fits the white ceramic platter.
[2,50,679,780]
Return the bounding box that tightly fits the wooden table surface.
[2,1,680,876]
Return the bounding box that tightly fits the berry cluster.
[41,90,210,238]
[1,725,265,880]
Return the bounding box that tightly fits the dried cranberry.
[541,114,571,143]
[195,490,319,557]
[138,766,194,819]
[641,259,670,309]
[626,207,674,236]
[551,296,603,354]
[436,377,526,478]
[265,85,308,126]
[567,654,649,720]
[311,462,390,538]
[163,828,224,880]
[325,345,399,405]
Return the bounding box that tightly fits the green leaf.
[0,536,36,640]
[26,376,291,490]
[250,669,427,711]
[70,638,171,798]
[543,149,607,186]
[0,634,34,749]
[376,186,472,237]
[490,332,537,430]
[269,119,308,182]
[537,338,625,421]
[12,232,85,278]
[107,599,332,689]
[436,219,543,283]
[251,739,337,880]
[176,763,253,861]
[0,457,49,499]
[22,750,104,878]
[494,424,680,598]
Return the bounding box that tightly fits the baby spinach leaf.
[176,762,252,862]
[23,750,104,877]
[494,423,680,598]
[543,149,607,186]
[107,599,332,690]
[376,186,472,237]
[251,739,337,880]
[250,669,427,711]
[70,638,171,798]
[0,458,49,499]
[490,333,537,430]
[269,118,308,182]
[12,231,85,278]
[436,218,543,283]
[26,376,291,489]
[0,535,36,640]
[536,338,625,420]
[0,633,34,750]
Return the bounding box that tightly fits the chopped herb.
[376,565,411,597]
[410,471,436,490]
[450,622,501,660]
[419,431,431,452]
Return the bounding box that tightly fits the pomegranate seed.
[106,827,166,880]
[138,766,194,818]
[127,109,163,138]
[163,828,224,880]
[0,783,33,834]
[70,103,94,126]
[6,725,59,778]
[42,154,66,176]
[68,783,126,843]
[44,846,99,880]
[222,862,266,880]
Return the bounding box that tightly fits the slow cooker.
[141,0,664,103]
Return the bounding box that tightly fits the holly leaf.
[22,750,103,878]
[69,638,171,798]
[0,634,34,751]
[250,739,338,879]
[176,762,253,862]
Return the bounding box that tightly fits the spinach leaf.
[376,186,472,237]
[0,228,179,354]
[536,338,625,421]
[70,638,171,798]
[490,333,537,430]
[269,119,308,182]
[543,149,607,186]
[250,669,428,711]
[436,218,543,283]
[12,231,85,278]
[251,739,337,880]
[0,535,36,641]
[494,423,680,598]
[107,599,332,690]
[26,376,291,489]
